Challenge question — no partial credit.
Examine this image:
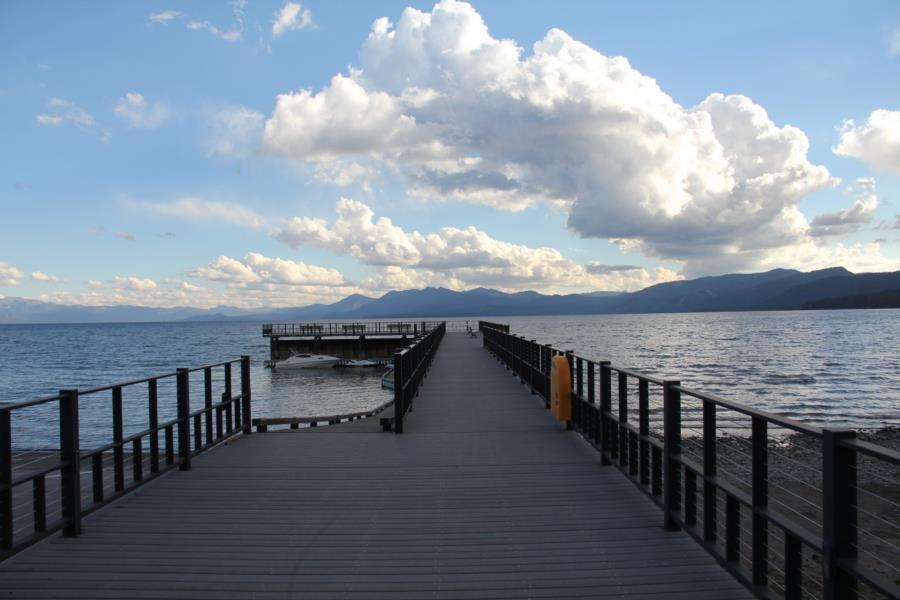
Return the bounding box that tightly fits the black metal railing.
[481,326,899,600]
[262,321,443,337]
[393,322,446,434]
[0,356,251,560]
[252,398,394,431]
[479,320,509,334]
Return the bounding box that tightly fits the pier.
[263,320,453,361]
[0,322,897,599]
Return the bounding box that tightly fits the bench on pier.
[252,400,393,432]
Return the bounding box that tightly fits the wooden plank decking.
[0,333,750,599]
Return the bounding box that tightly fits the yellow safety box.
[550,355,571,421]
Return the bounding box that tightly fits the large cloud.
[260,0,880,276]
[834,109,900,174]
[274,198,681,291]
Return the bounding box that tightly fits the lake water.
[0,310,898,447]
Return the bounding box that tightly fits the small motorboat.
[274,354,340,369]
[380,366,395,390]
[344,359,378,368]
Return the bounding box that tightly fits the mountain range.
[2,267,899,324]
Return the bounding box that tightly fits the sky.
[1,0,899,309]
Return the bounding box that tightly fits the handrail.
[481,325,900,600]
[262,321,444,338]
[252,398,395,431]
[392,322,446,433]
[0,356,252,561]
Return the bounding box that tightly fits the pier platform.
[0,333,749,598]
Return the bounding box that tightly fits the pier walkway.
[0,333,749,599]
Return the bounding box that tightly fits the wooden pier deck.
[0,333,749,599]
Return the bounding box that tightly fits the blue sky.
[1,0,899,308]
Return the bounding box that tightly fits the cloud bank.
[274,198,681,292]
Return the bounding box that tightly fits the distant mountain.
[606,267,857,313]
[803,288,900,310]
[0,297,240,324]
[3,267,900,324]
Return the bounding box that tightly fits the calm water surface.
[0,310,897,447]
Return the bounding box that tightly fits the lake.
[1,309,898,447]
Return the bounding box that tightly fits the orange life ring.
[550,355,571,421]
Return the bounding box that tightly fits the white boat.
[274,354,340,369]
[380,366,395,390]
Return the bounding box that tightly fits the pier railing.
[263,321,443,338]
[0,356,251,560]
[393,322,446,434]
[481,326,899,600]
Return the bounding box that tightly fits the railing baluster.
[663,380,681,531]
[241,356,253,435]
[165,425,174,465]
[0,410,11,550]
[639,379,649,485]
[204,367,213,445]
[112,386,124,491]
[618,372,628,467]
[784,532,802,600]
[702,400,717,543]
[148,379,159,473]
[751,416,768,586]
[92,453,103,503]
[393,351,404,434]
[822,429,857,600]
[59,389,81,537]
[684,469,696,526]
[223,362,232,435]
[132,438,143,482]
[726,494,740,563]
[193,414,202,451]
[176,368,191,471]
[32,475,46,532]
[599,361,611,465]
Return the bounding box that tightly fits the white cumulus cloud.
[114,92,171,128]
[261,0,847,276]
[0,262,24,286]
[272,2,313,37]
[274,197,681,292]
[112,276,158,291]
[190,252,345,287]
[31,271,61,283]
[834,109,900,174]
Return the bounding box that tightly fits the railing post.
[1,409,12,549]
[752,416,768,586]
[542,344,553,407]
[702,400,717,542]
[148,378,159,473]
[176,368,191,471]
[59,389,82,537]
[240,356,252,435]
[599,361,611,465]
[663,380,681,531]
[393,352,404,434]
[822,428,857,600]
[618,372,628,467]
[112,386,124,491]
[639,379,650,485]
